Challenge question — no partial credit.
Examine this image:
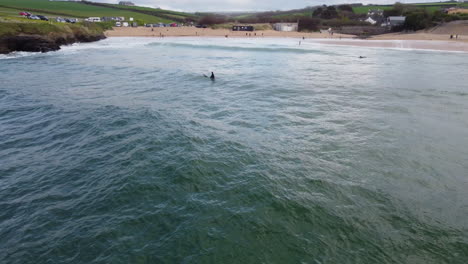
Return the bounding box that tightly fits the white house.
[365,17,377,25]
[273,23,299,32]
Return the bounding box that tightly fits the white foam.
[0,51,41,60]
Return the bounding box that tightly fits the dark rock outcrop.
[0,33,106,54]
[0,35,60,53]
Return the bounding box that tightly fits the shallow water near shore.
[1,37,468,263]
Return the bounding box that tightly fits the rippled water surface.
[1,37,468,263]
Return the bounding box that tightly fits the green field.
[353,2,468,15]
[352,5,393,14]
[104,3,198,20]
[0,0,193,23]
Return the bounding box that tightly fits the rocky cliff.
[0,22,108,54]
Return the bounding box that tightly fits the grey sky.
[93,0,442,12]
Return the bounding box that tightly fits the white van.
[122,22,129,27]
[86,17,101,22]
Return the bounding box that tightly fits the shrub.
[198,15,226,25]
[298,17,320,31]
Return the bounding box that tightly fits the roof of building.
[274,22,298,25]
[388,16,406,21]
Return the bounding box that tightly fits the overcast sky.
[93,0,443,12]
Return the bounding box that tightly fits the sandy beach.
[314,38,468,52]
[105,26,468,52]
[371,32,468,42]
[105,27,355,39]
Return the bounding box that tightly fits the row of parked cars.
[56,17,78,23]
[19,12,48,21]
[19,12,77,23]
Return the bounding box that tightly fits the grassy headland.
[0,18,111,54]
[0,0,198,54]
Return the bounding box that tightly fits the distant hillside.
[0,0,198,24]
[352,1,468,14]
[81,2,199,22]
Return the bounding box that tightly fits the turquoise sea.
[1,37,468,263]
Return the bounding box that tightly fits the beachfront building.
[385,16,406,28]
[366,9,385,25]
[119,1,135,6]
[273,23,299,32]
[232,25,254,31]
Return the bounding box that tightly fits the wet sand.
[371,32,468,42]
[315,38,468,52]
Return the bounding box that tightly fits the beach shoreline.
[105,27,468,52]
[104,27,355,39]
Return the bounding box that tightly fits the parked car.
[115,22,122,27]
[36,15,48,21]
[195,24,207,28]
[170,23,178,27]
[145,24,152,27]
[28,15,41,20]
[56,17,66,23]
[19,12,30,16]
[122,22,129,27]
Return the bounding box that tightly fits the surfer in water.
[204,72,215,81]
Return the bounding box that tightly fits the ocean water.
[1,37,468,263]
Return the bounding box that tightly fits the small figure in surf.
[204,72,215,81]
[359,56,366,59]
